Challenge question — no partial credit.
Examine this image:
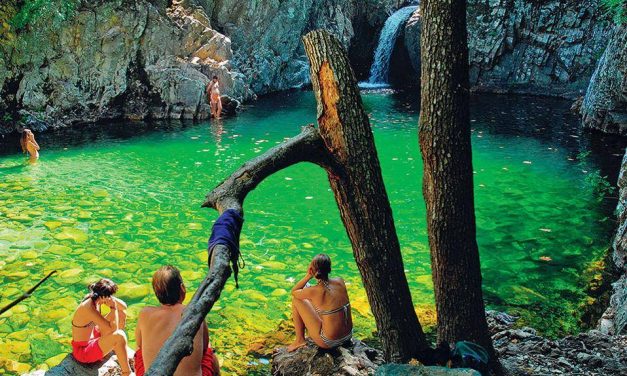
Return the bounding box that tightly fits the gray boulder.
[22,353,126,376]
[271,339,384,376]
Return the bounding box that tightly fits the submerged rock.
[376,365,480,376]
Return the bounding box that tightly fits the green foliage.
[602,0,626,25]
[0,1,18,45]
[10,0,80,31]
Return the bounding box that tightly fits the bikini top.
[315,302,351,328]
[72,320,95,328]
[315,302,350,316]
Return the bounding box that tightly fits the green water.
[0,91,623,375]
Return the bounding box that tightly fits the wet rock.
[272,339,384,376]
[598,150,627,335]
[581,25,627,135]
[404,9,421,77]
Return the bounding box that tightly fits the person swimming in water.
[20,129,40,161]
[206,76,223,120]
[288,254,353,352]
[71,279,134,375]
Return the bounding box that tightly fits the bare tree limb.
[202,124,332,211]
[0,270,57,316]
[146,124,330,375]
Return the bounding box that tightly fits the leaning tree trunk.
[303,30,428,362]
[147,30,429,373]
[419,0,498,367]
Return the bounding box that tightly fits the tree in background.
[419,0,499,370]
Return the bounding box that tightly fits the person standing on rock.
[288,254,354,352]
[20,129,40,162]
[206,76,223,120]
[71,279,134,375]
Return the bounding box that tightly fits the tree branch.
[146,124,331,375]
[202,124,332,211]
[0,270,57,316]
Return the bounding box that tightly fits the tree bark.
[303,30,428,362]
[419,0,498,368]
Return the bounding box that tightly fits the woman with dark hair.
[288,254,353,352]
[20,129,40,161]
[71,278,133,375]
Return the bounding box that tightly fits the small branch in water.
[0,270,57,316]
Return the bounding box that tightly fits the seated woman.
[71,278,134,375]
[288,254,353,351]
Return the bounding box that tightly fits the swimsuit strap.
[315,302,350,316]
[72,320,95,328]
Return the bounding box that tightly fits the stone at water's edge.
[581,25,627,136]
[375,365,480,376]
[271,339,384,376]
[598,149,627,335]
[22,353,129,376]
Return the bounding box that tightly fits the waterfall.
[361,5,418,89]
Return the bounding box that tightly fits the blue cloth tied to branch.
[208,209,244,287]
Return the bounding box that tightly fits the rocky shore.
[2,0,624,134]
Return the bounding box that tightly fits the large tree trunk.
[303,30,428,362]
[419,0,497,365]
[147,30,430,373]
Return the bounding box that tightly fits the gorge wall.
[0,0,622,133]
[404,0,612,98]
[581,25,627,136]
[0,0,400,133]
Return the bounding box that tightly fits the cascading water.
[360,5,418,89]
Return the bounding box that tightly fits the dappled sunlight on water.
[0,91,624,374]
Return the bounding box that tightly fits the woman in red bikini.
[288,254,353,352]
[71,278,134,375]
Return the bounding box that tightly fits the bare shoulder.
[138,306,159,320]
[330,277,345,286]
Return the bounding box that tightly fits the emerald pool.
[0,90,624,375]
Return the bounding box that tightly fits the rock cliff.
[1,0,622,133]
[404,0,611,98]
[598,149,627,336]
[581,25,627,135]
[0,0,251,133]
